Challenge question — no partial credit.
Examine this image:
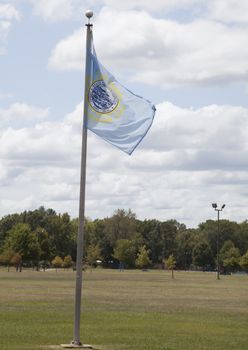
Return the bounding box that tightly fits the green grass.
[0,268,247,350]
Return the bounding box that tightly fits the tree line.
[0,206,248,273]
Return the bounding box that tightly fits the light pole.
[212,203,225,280]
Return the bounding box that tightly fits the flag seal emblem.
[89,80,119,113]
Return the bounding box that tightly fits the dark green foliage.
[0,246,15,270]
[240,250,248,272]
[4,223,41,265]
[193,240,214,270]
[0,208,76,267]
[138,219,178,263]
[113,239,136,268]
[105,209,137,244]
[223,247,241,273]
[198,220,242,257]
[47,213,75,258]
[0,213,22,246]
[237,221,248,254]
[86,244,101,267]
[138,219,162,263]
[176,229,198,269]
[0,207,248,271]
[35,227,51,261]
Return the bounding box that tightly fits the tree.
[0,213,22,246]
[51,256,63,271]
[160,221,178,258]
[0,247,15,271]
[63,255,73,269]
[86,244,101,269]
[10,253,22,272]
[219,240,235,265]
[21,207,47,231]
[91,219,113,265]
[164,255,176,279]
[193,240,214,270]
[198,220,239,260]
[135,245,151,269]
[35,227,52,262]
[240,251,248,272]
[4,223,41,267]
[220,241,241,273]
[46,213,75,258]
[176,229,198,269]
[237,222,248,255]
[223,247,241,273]
[1,207,248,272]
[139,220,163,263]
[113,239,136,268]
[105,209,137,246]
[84,219,97,249]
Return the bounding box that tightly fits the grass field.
[0,268,247,350]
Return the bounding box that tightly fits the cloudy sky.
[1,0,248,227]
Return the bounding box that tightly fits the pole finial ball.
[85,10,93,19]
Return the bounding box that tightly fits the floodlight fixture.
[211,202,226,280]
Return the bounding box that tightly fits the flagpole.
[62,10,93,349]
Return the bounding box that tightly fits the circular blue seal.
[89,80,119,113]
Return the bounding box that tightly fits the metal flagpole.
[61,10,93,349]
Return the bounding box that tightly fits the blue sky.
[1,0,248,227]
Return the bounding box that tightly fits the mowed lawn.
[0,269,247,350]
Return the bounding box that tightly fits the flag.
[85,33,156,155]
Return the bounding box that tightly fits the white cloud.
[0,4,20,20]
[42,182,78,201]
[0,19,10,54]
[0,122,78,167]
[144,102,248,155]
[208,0,248,24]
[49,8,248,87]
[102,0,248,24]
[29,0,75,21]
[49,29,84,70]
[0,3,20,55]
[0,103,49,128]
[1,99,248,226]
[28,0,95,22]
[0,162,7,182]
[65,101,83,127]
[102,0,200,12]
[0,196,38,216]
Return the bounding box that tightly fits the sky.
[1,0,248,227]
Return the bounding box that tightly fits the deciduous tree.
[135,245,151,269]
[240,250,248,272]
[223,247,241,273]
[10,253,22,272]
[0,247,14,271]
[63,255,73,269]
[165,255,176,279]
[51,256,63,271]
[113,239,136,268]
[193,240,214,270]
[86,244,101,269]
[4,223,41,266]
